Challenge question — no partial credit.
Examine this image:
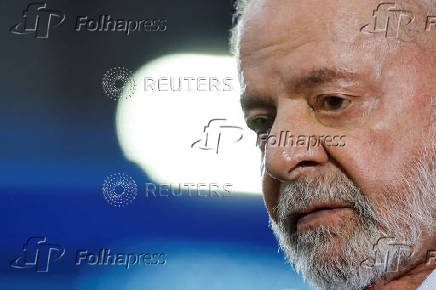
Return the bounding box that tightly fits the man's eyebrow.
[240,68,356,112]
[240,94,275,112]
[292,68,355,90]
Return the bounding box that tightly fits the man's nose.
[264,113,329,182]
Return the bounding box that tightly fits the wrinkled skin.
[237,0,436,289]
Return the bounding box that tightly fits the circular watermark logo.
[102,172,137,207]
[101,66,136,100]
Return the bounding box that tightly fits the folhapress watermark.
[10,236,166,272]
[359,237,436,278]
[75,249,166,269]
[75,15,167,35]
[359,237,413,275]
[10,2,167,39]
[191,118,244,154]
[360,1,436,39]
[10,2,65,38]
[10,236,65,272]
[426,250,436,265]
[256,131,346,150]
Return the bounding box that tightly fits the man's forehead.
[237,0,436,100]
[238,0,436,59]
[239,0,376,58]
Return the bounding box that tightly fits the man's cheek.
[328,137,385,204]
[431,95,436,145]
[361,128,404,184]
[262,174,281,221]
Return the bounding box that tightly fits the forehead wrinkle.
[240,35,315,60]
[239,39,316,111]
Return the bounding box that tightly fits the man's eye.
[247,117,273,134]
[314,95,351,112]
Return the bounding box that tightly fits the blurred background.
[0,0,312,289]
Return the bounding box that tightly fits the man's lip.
[290,202,354,225]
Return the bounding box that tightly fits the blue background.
[0,0,312,289]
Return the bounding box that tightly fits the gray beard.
[269,146,435,290]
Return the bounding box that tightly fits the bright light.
[116,54,262,195]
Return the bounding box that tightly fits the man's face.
[238,0,435,288]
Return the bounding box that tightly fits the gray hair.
[230,0,251,55]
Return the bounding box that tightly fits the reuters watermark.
[144,76,234,92]
[101,66,235,100]
[101,67,136,101]
[102,173,233,207]
[256,131,346,150]
[145,183,232,198]
[102,172,138,207]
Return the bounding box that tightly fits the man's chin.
[271,217,379,289]
[274,217,353,261]
[298,228,352,256]
[292,218,361,262]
